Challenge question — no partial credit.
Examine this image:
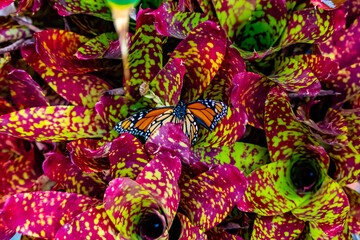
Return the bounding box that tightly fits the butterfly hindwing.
[146,108,180,138]
[186,99,228,131]
[183,108,198,145]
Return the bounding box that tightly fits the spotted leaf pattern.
[34,29,116,74]
[212,0,256,41]
[50,0,112,21]
[145,123,190,165]
[0,17,31,43]
[0,106,108,142]
[150,1,211,39]
[180,164,246,231]
[109,133,148,180]
[231,72,275,129]
[264,86,317,162]
[292,176,350,238]
[55,205,118,240]
[2,192,101,239]
[251,213,305,239]
[7,68,49,109]
[149,57,185,106]
[125,8,162,101]
[67,139,110,172]
[169,20,226,102]
[203,43,246,106]
[196,107,247,148]
[43,152,107,198]
[21,44,111,108]
[191,142,270,175]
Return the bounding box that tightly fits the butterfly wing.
[182,108,198,145]
[114,107,175,139]
[146,107,181,137]
[186,99,228,131]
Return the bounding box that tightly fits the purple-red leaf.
[149,58,185,105]
[231,72,275,129]
[21,44,112,108]
[67,139,110,172]
[43,152,107,198]
[196,107,247,148]
[103,177,165,239]
[55,205,118,240]
[169,20,227,102]
[292,176,350,238]
[177,213,207,240]
[145,123,190,165]
[150,2,211,39]
[180,164,246,231]
[125,8,162,101]
[2,191,101,239]
[203,43,246,106]
[7,68,48,109]
[0,106,108,142]
[109,133,149,180]
[136,151,182,224]
[34,29,116,74]
[251,213,305,239]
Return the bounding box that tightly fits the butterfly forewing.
[187,100,228,131]
[114,107,173,138]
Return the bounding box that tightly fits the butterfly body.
[114,100,227,145]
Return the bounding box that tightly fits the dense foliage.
[0,0,360,239]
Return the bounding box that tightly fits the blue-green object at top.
[106,0,140,6]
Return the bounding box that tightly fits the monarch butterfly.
[114,99,228,145]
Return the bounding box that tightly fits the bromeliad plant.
[0,0,360,239]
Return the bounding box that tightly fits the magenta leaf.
[150,2,211,39]
[196,107,247,148]
[292,176,350,238]
[125,8,162,100]
[231,72,275,129]
[103,177,167,239]
[149,58,185,106]
[145,123,190,165]
[180,164,247,231]
[203,43,246,106]
[0,146,39,196]
[0,106,108,142]
[176,213,207,239]
[136,151,182,224]
[21,44,112,108]
[67,139,110,173]
[34,29,117,74]
[55,205,118,240]
[251,213,305,239]
[2,192,101,239]
[169,20,227,102]
[50,0,112,21]
[109,133,149,180]
[43,152,107,198]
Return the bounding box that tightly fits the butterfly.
[114,99,228,145]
